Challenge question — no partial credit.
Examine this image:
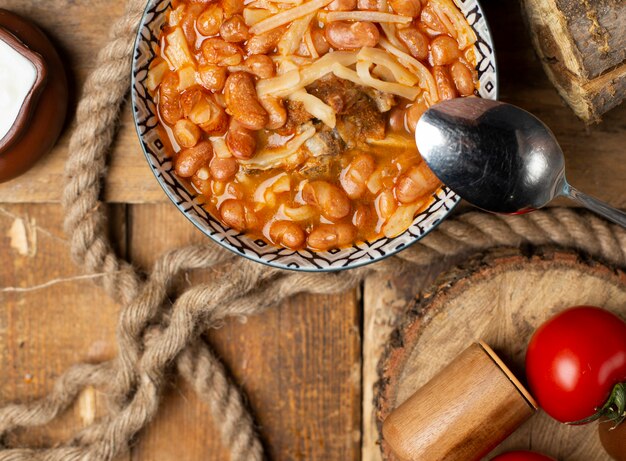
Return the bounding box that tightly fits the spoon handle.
[564,185,626,228]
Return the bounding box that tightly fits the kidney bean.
[180,89,203,117]
[175,140,213,177]
[406,99,428,131]
[357,0,380,10]
[325,21,380,50]
[376,189,397,219]
[328,0,357,11]
[243,54,275,79]
[187,94,229,135]
[353,204,374,231]
[159,72,182,125]
[340,153,376,199]
[430,35,460,66]
[198,65,227,92]
[433,65,457,100]
[395,161,440,203]
[224,72,268,130]
[222,0,244,17]
[219,15,249,43]
[302,181,351,221]
[173,119,201,148]
[226,118,257,159]
[420,5,448,34]
[397,27,428,61]
[245,26,286,55]
[201,38,243,66]
[259,95,287,130]
[450,61,475,96]
[269,220,306,249]
[307,223,357,250]
[191,174,212,196]
[197,4,223,36]
[311,26,331,55]
[220,199,256,231]
[181,3,205,44]
[209,156,238,180]
[387,107,406,133]
[389,0,421,17]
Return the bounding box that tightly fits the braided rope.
[1,0,625,459]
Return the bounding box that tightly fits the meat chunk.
[299,155,340,180]
[363,88,396,113]
[304,128,345,157]
[300,128,345,180]
[306,75,387,145]
[283,100,313,133]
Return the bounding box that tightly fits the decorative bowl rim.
[130,0,498,272]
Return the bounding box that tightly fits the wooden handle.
[382,342,537,461]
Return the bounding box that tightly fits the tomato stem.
[567,382,626,427]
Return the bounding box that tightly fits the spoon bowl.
[415,98,626,226]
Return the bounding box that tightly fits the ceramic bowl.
[131,0,498,271]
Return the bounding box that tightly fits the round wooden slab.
[376,248,626,461]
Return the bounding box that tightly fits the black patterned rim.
[130,0,498,272]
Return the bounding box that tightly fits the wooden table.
[0,1,624,460]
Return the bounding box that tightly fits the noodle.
[258,51,359,97]
[304,30,319,59]
[377,0,410,52]
[331,63,420,101]
[355,61,420,100]
[320,11,412,23]
[238,125,317,170]
[358,47,418,85]
[379,38,439,104]
[277,13,316,55]
[288,89,336,128]
[430,0,477,49]
[249,0,334,35]
[256,69,302,96]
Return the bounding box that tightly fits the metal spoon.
[415,98,626,227]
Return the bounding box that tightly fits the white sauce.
[0,37,37,143]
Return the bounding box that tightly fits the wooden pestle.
[382,342,537,461]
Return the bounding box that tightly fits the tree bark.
[521,0,626,122]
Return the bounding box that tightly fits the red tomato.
[491,451,555,461]
[526,306,626,423]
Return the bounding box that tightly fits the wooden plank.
[362,257,465,461]
[127,203,362,461]
[0,1,625,205]
[0,203,128,459]
[0,0,163,204]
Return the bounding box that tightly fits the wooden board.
[0,1,625,461]
[0,203,128,455]
[375,249,626,461]
[0,203,361,460]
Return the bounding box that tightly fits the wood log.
[520,0,626,122]
[375,248,626,461]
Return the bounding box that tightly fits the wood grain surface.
[376,250,626,461]
[0,0,624,460]
[382,342,536,461]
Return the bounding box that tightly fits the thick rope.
[1,0,626,459]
